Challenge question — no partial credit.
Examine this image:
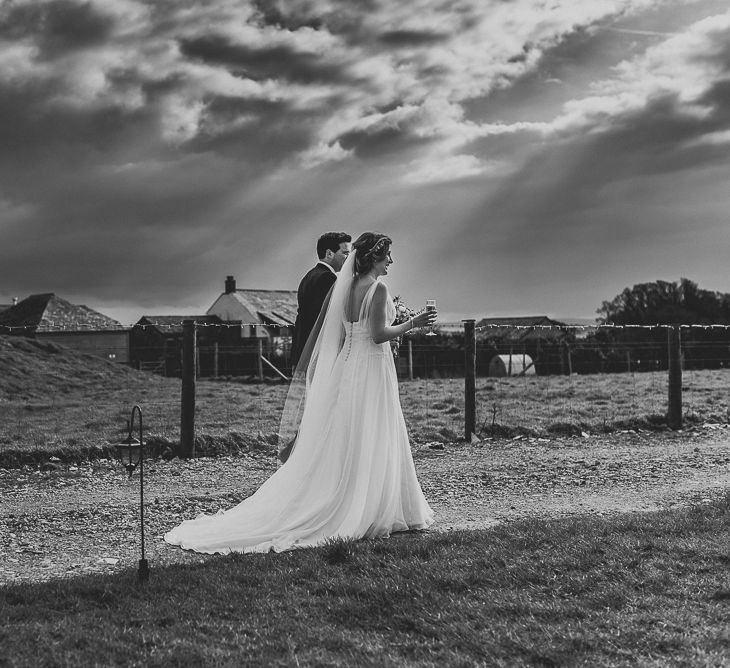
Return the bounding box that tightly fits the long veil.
[278,252,357,462]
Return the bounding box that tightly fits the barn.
[0,293,129,363]
[128,277,299,378]
[129,315,236,377]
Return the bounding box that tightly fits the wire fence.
[1,321,729,463]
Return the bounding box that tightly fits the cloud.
[548,10,730,136]
[482,6,730,237]
[402,154,491,185]
[1,0,728,316]
[0,0,115,56]
[178,33,348,84]
[279,0,665,177]
[443,8,730,314]
[0,0,667,176]
[378,29,451,47]
[685,127,730,147]
[599,27,678,37]
[299,141,352,168]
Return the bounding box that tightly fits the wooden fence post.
[567,346,573,376]
[408,339,414,381]
[464,319,476,441]
[180,319,196,458]
[667,325,682,430]
[213,341,218,379]
[257,338,264,381]
[560,342,571,376]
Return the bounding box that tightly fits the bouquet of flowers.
[391,295,416,358]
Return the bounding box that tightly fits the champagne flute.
[425,299,437,336]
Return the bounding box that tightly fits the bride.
[164,232,438,553]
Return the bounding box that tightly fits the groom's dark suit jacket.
[291,263,336,370]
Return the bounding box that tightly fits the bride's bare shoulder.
[371,281,388,302]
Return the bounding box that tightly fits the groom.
[290,232,352,370]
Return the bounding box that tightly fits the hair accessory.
[365,237,388,257]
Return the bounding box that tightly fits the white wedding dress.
[164,270,434,554]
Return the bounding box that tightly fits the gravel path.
[1,426,728,585]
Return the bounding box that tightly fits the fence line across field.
[5,321,730,332]
[172,319,717,457]
[5,318,730,380]
[2,319,727,459]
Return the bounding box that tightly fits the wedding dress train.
[164,279,434,554]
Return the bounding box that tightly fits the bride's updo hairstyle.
[353,232,392,275]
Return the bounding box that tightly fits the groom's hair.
[317,232,351,259]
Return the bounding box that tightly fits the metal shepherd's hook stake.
[116,404,150,583]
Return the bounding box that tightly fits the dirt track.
[1,426,729,585]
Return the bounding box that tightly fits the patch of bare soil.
[1,427,728,585]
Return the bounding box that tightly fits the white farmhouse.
[206,276,298,341]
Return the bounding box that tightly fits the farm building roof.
[476,315,571,343]
[0,293,124,333]
[134,315,223,334]
[235,289,298,326]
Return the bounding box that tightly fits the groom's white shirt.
[317,260,337,274]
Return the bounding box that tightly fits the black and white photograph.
[1,1,729,665]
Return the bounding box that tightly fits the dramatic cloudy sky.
[1,0,729,324]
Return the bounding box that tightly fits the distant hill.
[0,335,141,401]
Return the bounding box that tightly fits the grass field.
[1,335,729,467]
[2,336,729,666]
[2,494,728,667]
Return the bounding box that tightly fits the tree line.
[589,278,730,374]
[597,278,730,326]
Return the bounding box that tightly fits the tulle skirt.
[164,334,434,554]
